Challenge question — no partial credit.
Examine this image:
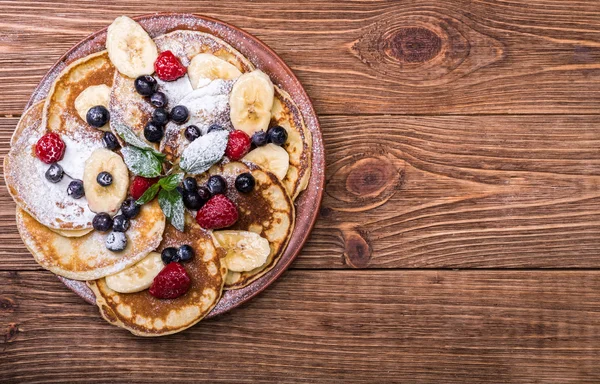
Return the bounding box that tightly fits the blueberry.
[93,213,113,232]
[67,180,84,199]
[106,231,127,252]
[134,75,158,96]
[152,108,169,126]
[235,172,255,193]
[102,131,120,150]
[197,186,211,200]
[86,106,110,128]
[251,130,268,147]
[96,171,113,187]
[207,124,223,133]
[171,105,189,124]
[176,185,184,196]
[144,121,163,143]
[206,175,227,195]
[268,126,288,146]
[182,191,204,210]
[182,177,198,192]
[112,214,130,232]
[177,245,195,262]
[184,125,201,142]
[45,163,64,183]
[121,197,140,219]
[150,92,167,108]
[161,247,179,264]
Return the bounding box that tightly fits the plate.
[26,13,324,319]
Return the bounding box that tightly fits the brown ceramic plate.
[26,13,324,319]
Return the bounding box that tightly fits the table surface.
[1,1,600,382]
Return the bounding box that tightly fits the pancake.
[16,200,166,281]
[88,216,226,336]
[198,162,295,289]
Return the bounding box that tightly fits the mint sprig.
[135,183,160,205]
[158,172,184,191]
[180,130,229,175]
[121,146,163,178]
[158,188,185,232]
[113,123,165,159]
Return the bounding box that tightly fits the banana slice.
[229,70,274,136]
[83,148,129,214]
[214,231,271,272]
[105,252,164,293]
[74,84,111,129]
[243,143,290,181]
[188,53,242,89]
[50,227,94,238]
[106,16,158,78]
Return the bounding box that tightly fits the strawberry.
[35,133,66,164]
[154,50,186,81]
[149,262,191,299]
[196,194,238,229]
[225,130,251,161]
[130,176,159,200]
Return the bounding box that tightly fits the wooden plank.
[0,0,599,115]
[2,270,600,382]
[3,114,600,270]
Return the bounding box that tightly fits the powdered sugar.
[157,75,193,107]
[180,130,229,175]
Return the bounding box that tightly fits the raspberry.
[130,176,159,200]
[154,51,186,81]
[149,262,191,299]
[225,130,251,161]
[196,194,238,229]
[35,133,66,164]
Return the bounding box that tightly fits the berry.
[251,130,268,147]
[150,92,167,108]
[225,130,251,160]
[130,176,159,200]
[184,125,201,142]
[144,121,163,143]
[67,180,84,199]
[35,133,66,164]
[182,191,204,210]
[112,214,130,232]
[207,124,223,133]
[45,163,64,183]
[102,131,120,150]
[134,75,158,96]
[121,197,140,219]
[268,126,288,146]
[196,194,238,229]
[182,177,198,192]
[86,105,110,128]
[149,262,191,299]
[197,186,211,201]
[154,50,186,81]
[93,213,113,232]
[235,172,255,193]
[206,175,227,195]
[170,105,189,124]
[161,247,179,264]
[177,245,195,262]
[96,171,113,187]
[152,108,169,126]
[106,231,127,252]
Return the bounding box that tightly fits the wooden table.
[1,1,600,382]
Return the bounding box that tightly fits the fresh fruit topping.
[177,245,195,262]
[268,126,288,146]
[134,75,158,96]
[96,171,113,187]
[184,125,201,142]
[144,121,164,143]
[182,191,204,210]
[67,180,85,199]
[225,130,251,161]
[207,175,227,195]
[161,247,179,264]
[251,130,268,147]
[112,214,130,232]
[102,131,120,150]
[197,186,211,201]
[235,172,256,193]
[207,124,224,133]
[105,252,163,293]
[195,194,238,229]
[106,16,158,78]
[75,84,111,124]
[83,149,129,214]
[150,91,167,108]
[121,197,140,219]
[35,133,66,164]
[170,105,189,124]
[45,163,64,183]
[182,177,198,192]
[86,105,110,128]
[130,176,159,200]
[152,108,169,126]
[92,212,113,232]
[214,230,270,272]
[106,231,127,252]
[154,50,186,81]
[149,262,191,299]
[243,143,290,181]
[187,53,242,89]
[229,70,275,136]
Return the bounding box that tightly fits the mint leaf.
[121,146,162,178]
[136,183,160,205]
[180,130,229,175]
[158,173,184,191]
[113,123,166,159]
[158,188,185,232]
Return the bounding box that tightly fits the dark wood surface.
[1,1,600,382]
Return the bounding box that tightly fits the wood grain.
[0,0,599,115]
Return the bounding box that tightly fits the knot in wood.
[0,296,17,312]
[346,157,398,198]
[382,27,442,63]
[343,229,372,268]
